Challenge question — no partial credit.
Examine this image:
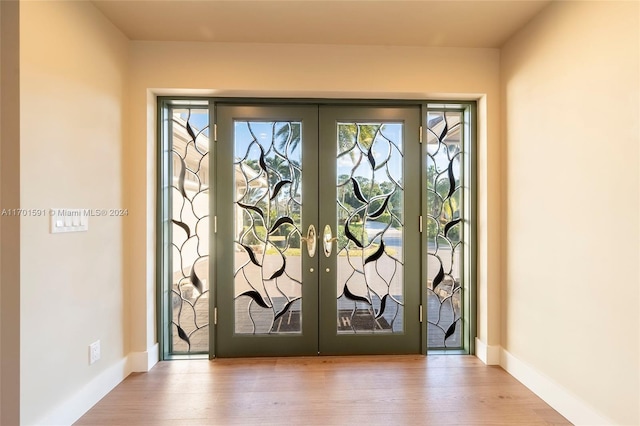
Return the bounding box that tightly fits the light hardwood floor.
[75,355,571,425]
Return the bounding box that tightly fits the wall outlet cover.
[89,340,101,365]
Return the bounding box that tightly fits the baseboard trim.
[31,345,160,425]
[129,343,160,372]
[474,337,500,365]
[500,348,615,425]
[33,357,131,426]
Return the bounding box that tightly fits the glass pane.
[233,121,303,334]
[336,122,404,334]
[426,110,463,349]
[171,108,210,353]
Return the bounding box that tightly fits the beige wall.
[19,1,129,424]
[501,1,639,424]
[127,41,502,356]
[0,1,21,424]
[16,1,640,424]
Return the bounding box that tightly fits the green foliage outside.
[337,221,368,251]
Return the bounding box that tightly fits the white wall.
[127,41,502,361]
[19,2,130,424]
[501,1,639,424]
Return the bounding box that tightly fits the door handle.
[322,224,337,257]
[300,224,317,258]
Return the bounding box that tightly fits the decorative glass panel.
[233,121,303,334]
[426,111,463,348]
[336,122,404,334]
[171,108,210,352]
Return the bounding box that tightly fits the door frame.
[156,97,477,360]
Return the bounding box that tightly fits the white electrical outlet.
[89,340,101,365]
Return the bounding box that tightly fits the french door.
[215,104,421,357]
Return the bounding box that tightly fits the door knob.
[300,224,317,258]
[323,224,336,257]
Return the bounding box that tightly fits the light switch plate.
[50,208,88,233]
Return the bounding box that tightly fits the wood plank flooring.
[75,355,571,425]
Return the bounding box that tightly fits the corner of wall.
[129,343,159,372]
[474,338,500,365]
[474,93,501,350]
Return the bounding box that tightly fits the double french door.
[214,105,422,357]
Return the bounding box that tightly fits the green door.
[318,106,421,355]
[215,104,421,357]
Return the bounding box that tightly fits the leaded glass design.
[233,121,303,334]
[336,122,404,334]
[426,111,463,348]
[171,108,210,352]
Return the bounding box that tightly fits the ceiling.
[92,0,552,48]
